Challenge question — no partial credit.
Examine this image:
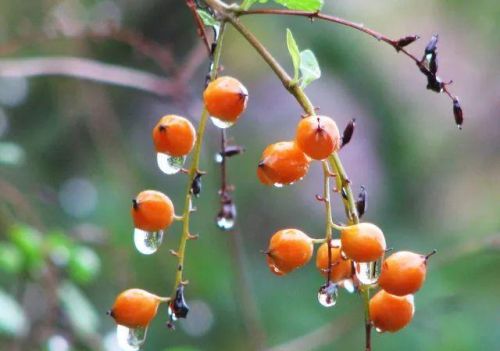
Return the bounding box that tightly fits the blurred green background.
[0,0,499,350]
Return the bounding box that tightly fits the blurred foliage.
[0,0,499,350]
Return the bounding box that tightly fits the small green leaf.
[0,289,28,337]
[68,246,101,285]
[286,29,301,82]
[0,142,25,166]
[299,49,321,88]
[274,0,323,11]
[0,242,23,274]
[197,9,219,28]
[45,231,73,267]
[241,0,269,10]
[58,281,99,337]
[8,224,44,270]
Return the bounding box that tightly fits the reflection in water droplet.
[340,278,356,294]
[216,215,235,230]
[157,153,185,175]
[273,183,284,188]
[214,153,224,163]
[116,325,147,351]
[355,259,381,285]
[210,117,234,129]
[133,228,164,255]
[317,282,338,307]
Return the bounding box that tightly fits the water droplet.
[355,259,381,285]
[273,183,284,188]
[134,228,164,255]
[116,325,147,351]
[157,153,185,175]
[375,327,383,333]
[317,282,338,307]
[210,117,234,129]
[214,153,224,163]
[216,215,235,230]
[340,278,356,294]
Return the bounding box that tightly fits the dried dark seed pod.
[425,34,439,54]
[223,145,245,158]
[429,52,438,75]
[341,188,348,200]
[341,118,356,148]
[355,186,367,218]
[191,173,203,197]
[395,35,420,51]
[453,98,463,129]
[171,284,189,319]
[426,75,443,93]
[216,196,236,230]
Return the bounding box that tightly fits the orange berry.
[369,290,415,332]
[131,190,174,232]
[315,239,353,282]
[340,223,386,262]
[257,141,310,186]
[152,115,196,157]
[295,115,341,160]
[378,251,429,296]
[266,228,313,275]
[109,289,161,328]
[203,76,248,122]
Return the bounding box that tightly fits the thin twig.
[186,0,212,54]
[0,57,176,96]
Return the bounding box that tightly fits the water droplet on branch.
[317,282,338,307]
[210,117,234,129]
[355,259,381,285]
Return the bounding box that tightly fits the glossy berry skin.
[257,141,310,186]
[369,290,415,332]
[296,115,341,160]
[340,223,386,262]
[378,251,427,296]
[131,190,174,232]
[315,239,353,282]
[152,115,196,157]
[110,289,161,328]
[266,229,313,275]
[203,76,248,122]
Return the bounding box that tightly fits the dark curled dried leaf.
[426,75,442,92]
[395,35,420,51]
[453,98,463,129]
[191,173,203,197]
[429,52,438,75]
[341,118,356,148]
[425,34,439,54]
[355,186,367,218]
[223,145,245,157]
[171,284,189,319]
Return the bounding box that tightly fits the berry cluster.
[108,75,248,349]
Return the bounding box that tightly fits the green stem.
[172,21,227,295]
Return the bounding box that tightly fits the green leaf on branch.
[68,246,101,285]
[0,289,28,337]
[0,242,23,274]
[299,49,321,88]
[240,0,269,11]
[8,224,44,271]
[197,9,219,28]
[58,280,99,337]
[274,0,323,11]
[286,28,301,82]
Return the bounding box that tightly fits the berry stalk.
[171,21,228,296]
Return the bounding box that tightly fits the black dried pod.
[395,35,420,51]
[171,284,189,319]
[453,98,463,129]
[223,145,245,158]
[426,75,443,93]
[341,118,356,148]
[191,173,203,197]
[341,188,348,200]
[425,34,439,54]
[355,186,367,219]
[429,52,438,75]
